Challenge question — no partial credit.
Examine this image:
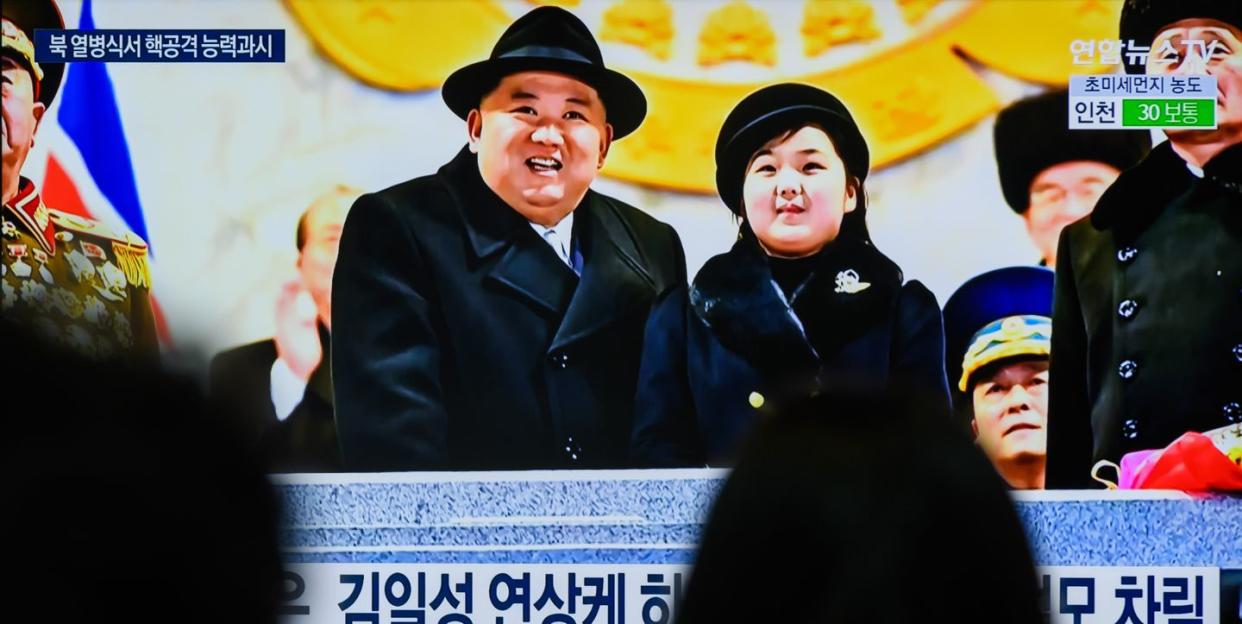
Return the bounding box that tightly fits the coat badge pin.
[834,269,870,294]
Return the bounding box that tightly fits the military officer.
[2,0,158,360]
[943,267,1054,490]
[1047,0,1242,488]
[993,89,1149,267]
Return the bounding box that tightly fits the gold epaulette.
[48,209,152,289]
[48,209,129,242]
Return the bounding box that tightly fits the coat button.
[549,352,569,369]
[1233,344,1242,363]
[1225,402,1242,424]
[564,436,583,462]
[1118,359,1138,379]
[1117,246,1138,264]
[1122,419,1139,440]
[1117,299,1139,320]
[748,391,765,409]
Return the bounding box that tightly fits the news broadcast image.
[5,1,1240,622]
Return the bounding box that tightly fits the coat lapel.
[689,231,902,375]
[307,323,334,405]
[490,236,578,317]
[690,234,820,373]
[1091,142,1242,241]
[1090,142,1193,239]
[550,193,657,351]
[786,238,902,355]
[1203,142,1242,198]
[439,146,578,317]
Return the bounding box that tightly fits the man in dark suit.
[209,185,358,472]
[1047,0,1242,488]
[332,6,685,471]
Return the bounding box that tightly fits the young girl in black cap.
[631,83,950,467]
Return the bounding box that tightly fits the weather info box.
[1068,75,1217,130]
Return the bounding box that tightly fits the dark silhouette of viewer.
[678,387,1042,624]
[6,320,283,623]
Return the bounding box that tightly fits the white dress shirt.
[269,357,308,422]
[529,211,575,270]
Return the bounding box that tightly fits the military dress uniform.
[2,178,158,360]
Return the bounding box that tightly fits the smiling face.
[741,124,857,258]
[468,71,613,226]
[1146,19,1242,146]
[970,359,1049,471]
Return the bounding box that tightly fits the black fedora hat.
[715,83,870,215]
[442,6,647,139]
[1,0,65,109]
[1120,0,1242,74]
[994,89,1150,213]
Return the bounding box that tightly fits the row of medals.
[2,217,135,351]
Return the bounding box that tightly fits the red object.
[42,155,92,219]
[1121,432,1242,492]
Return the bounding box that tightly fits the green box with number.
[1121,99,1215,128]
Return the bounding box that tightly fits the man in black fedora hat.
[3,0,158,361]
[1047,0,1242,488]
[993,89,1149,267]
[332,6,686,470]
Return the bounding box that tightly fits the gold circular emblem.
[286,0,512,90]
[291,0,1123,192]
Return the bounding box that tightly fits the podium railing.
[274,470,1241,622]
